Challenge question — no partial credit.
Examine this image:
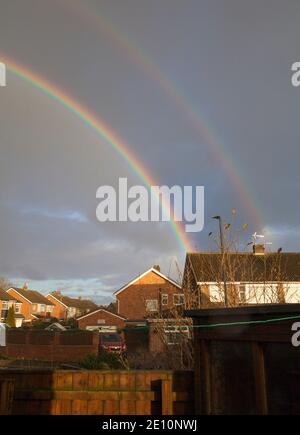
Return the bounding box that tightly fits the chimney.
[23,282,29,290]
[78,296,82,300]
[153,265,160,272]
[253,244,265,255]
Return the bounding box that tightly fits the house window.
[97,319,106,325]
[32,304,37,312]
[40,304,46,312]
[145,299,158,312]
[2,302,8,310]
[239,285,246,304]
[15,304,21,313]
[1,310,7,320]
[47,306,53,313]
[173,294,185,306]
[164,326,190,345]
[161,294,168,305]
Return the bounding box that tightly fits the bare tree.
[0,277,13,292]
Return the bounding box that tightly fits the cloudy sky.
[0,0,299,302]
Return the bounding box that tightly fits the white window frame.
[1,302,8,310]
[239,285,246,303]
[145,299,158,312]
[161,294,168,305]
[173,294,185,306]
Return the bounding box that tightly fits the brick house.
[0,289,24,327]
[46,291,98,320]
[7,287,55,323]
[182,246,300,307]
[114,266,184,320]
[77,308,126,331]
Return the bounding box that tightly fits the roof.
[8,288,54,305]
[0,288,19,302]
[77,307,126,321]
[185,303,300,318]
[48,292,97,310]
[186,252,300,283]
[45,322,67,331]
[114,267,182,296]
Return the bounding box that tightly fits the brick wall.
[78,309,126,330]
[46,294,67,320]
[7,289,33,322]
[117,270,183,319]
[3,330,99,362]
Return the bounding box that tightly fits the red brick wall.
[7,289,33,322]
[3,330,99,362]
[78,310,126,330]
[46,295,67,320]
[117,270,183,319]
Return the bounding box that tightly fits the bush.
[0,353,9,360]
[79,352,126,370]
[6,306,15,328]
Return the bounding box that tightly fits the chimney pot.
[253,244,265,255]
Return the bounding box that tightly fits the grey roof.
[186,252,300,283]
[0,288,19,302]
[50,292,97,310]
[9,288,54,305]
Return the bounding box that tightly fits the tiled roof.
[50,292,97,310]
[9,288,54,305]
[186,252,300,283]
[0,288,18,302]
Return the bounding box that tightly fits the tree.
[0,277,12,292]
[6,306,16,328]
[183,214,291,307]
[152,214,291,369]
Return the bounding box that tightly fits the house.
[46,291,98,319]
[77,308,126,331]
[114,265,184,319]
[0,289,24,327]
[7,286,55,322]
[182,245,300,307]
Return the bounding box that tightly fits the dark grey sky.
[0,0,299,302]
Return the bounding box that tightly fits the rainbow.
[66,0,263,229]
[1,54,192,252]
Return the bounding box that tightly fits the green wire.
[124,314,300,331]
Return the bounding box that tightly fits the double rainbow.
[65,0,263,230]
[2,55,193,252]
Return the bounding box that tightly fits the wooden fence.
[0,369,194,415]
[0,378,14,415]
[186,304,300,415]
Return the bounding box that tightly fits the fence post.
[252,341,268,414]
[161,375,173,415]
[0,379,14,415]
[200,339,212,414]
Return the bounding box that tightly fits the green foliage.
[31,320,49,329]
[79,352,126,370]
[64,318,78,329]
[0,352,9,360]
[6,306,15,328]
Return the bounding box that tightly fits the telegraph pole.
[212,216,228,306]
